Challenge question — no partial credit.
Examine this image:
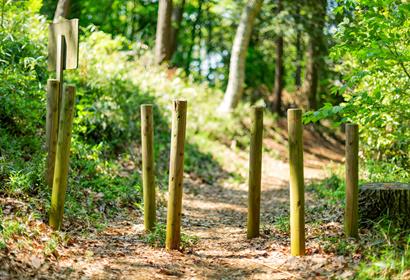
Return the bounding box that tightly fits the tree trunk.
[185,0,203,75]
[271,0,284,114]
[294,4,302,89]
[303,0,326,110]
[218,0,263,113]
[359,183,410,228]
[295,30,302,88]
[155,0,173,64]
[53,0,71,22]
[169,0,186,59]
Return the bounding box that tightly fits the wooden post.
[141,104,156,232]
[287,108,305,256]
[46,79,60,188]
[56,34,66,102]
[49,85,76,230]
[247,106,263,239]
[345,123,359,238]
[165,100,187,250]
[54,34,66,128]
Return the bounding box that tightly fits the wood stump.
[359,183,410,228]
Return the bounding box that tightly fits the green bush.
[304,0,410,171]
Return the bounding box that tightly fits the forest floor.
[0,124,363,280]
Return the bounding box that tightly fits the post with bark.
[46,79,60,188]
[247,106,264,239]
[49,85,76,230]
[166,100,187,250]
[287,108,305,256]
[345,123,359,238]
[141,104,156,232]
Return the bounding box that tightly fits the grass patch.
[144,223,199,251]
[307,172,410,279]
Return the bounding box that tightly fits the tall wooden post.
[345,123,359,238]
[247,106,263,239]
[46,79,60,188]
[287,108,305,256]
[49,85,76,230]
[166,100,187,250]
[141,104,156,232]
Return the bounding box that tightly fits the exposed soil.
[1,128,356,280]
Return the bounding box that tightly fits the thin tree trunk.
[271,0,284,114]
[53,0,71,22]
[303,0,326,110]
[294,4,302,88]
[155,0,173,64]
[169,0,186,58]
[219,0,263,113]
[304,38,319,110]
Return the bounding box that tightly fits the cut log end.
[359,183,410,228]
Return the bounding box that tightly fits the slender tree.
[219,0,263,113]
[303,0,326,110]
[169,0,186,58]
[155,0,173,64]
[271,0,284,114]
[53,0,71,22]
[294,2,303,89]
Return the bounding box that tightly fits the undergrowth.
[0,1,244,233]
[144,223,199,251]
[307,171,410,279]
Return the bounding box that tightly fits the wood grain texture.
[141,104,156,232]
[49,85,76,230]
[359,183,410,228]
[247,106,263,239]
[288,108,305,256]
[166,100,187,250]
[46,79,60,188]
[345,123,359,238]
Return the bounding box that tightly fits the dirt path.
[37,136,354,280]
[1,128,354,279]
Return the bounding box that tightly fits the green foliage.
[305,0,410,170]
[307,174,345,204]
[144,223,167,248]
[308,174,410,278]
[273,214,290,233]
[144,223,198,250]
[1,1,240,230]
[356,218,410,279]
[0,220,27,247]
[363,160,410,183]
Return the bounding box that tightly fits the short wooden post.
[49,85,76,230]
[165,100,187,250]
[287,108,305,256]
[46,79,60,188]
[247,106,263,239]
[345,123,359,238]
[141,104,156,232]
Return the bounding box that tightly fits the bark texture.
[294,4,302,89]
[359,183,410,228]
[271,0,284,114]
[53,0,71,22]
[219,0,263,113]
[303,0,326,110]
[155,0,173,64]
